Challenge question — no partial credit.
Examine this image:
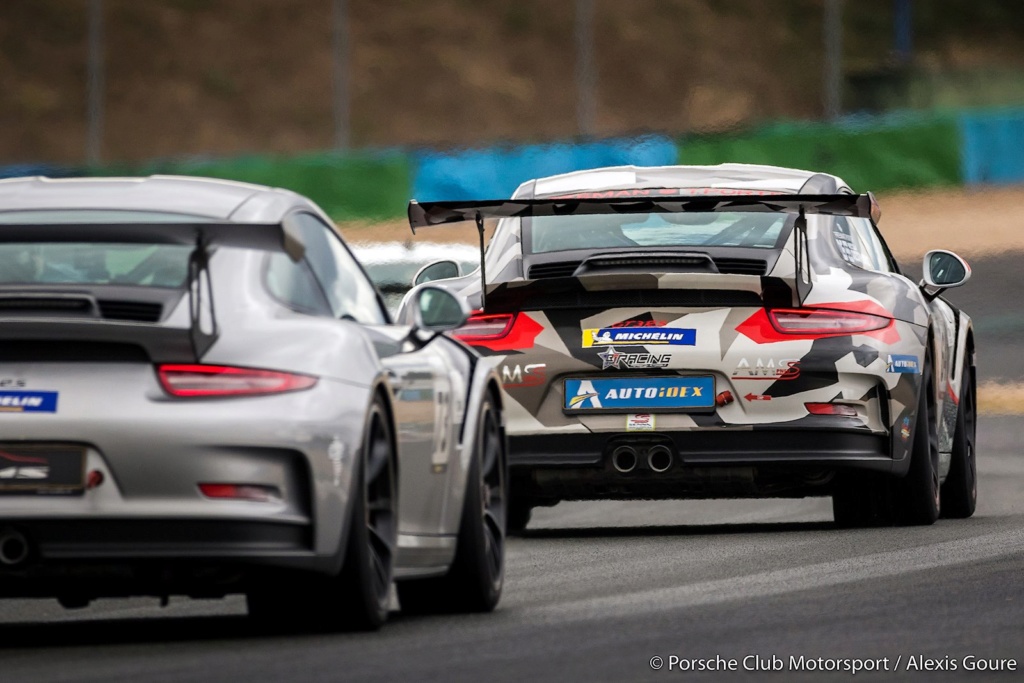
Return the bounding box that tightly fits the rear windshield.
[0,243,191,287]
[528,211,793,254]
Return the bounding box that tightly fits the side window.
[291,213,387,324]
[851,218,891,273]
[832,217,890,272]
[264,252,333,316]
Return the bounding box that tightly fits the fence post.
[823,0,843,121]
[332,0,350,150]
[86,0,104,165]
[575,0,596,137]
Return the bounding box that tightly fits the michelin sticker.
[886,354,920,374]
[564,377,714,411]
[582,327,696,348]
[0,391,58,413]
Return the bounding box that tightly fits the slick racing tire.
[398,392,506,614]
[941,363,978,518]
[506,497,533,536]
[247,398,397,631]
[832,472,894,528]
[896,355,941,526]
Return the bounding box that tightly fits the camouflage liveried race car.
[400,164,977,532]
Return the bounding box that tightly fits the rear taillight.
[157,364,317,398]
[769,308,890,336]
[453,313,515,342]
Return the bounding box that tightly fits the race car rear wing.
[407,192,881,309]
[0,219,305,361]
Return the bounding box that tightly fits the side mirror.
[922,250,971,292]
[413,260,461,287]
[412,285,470,332]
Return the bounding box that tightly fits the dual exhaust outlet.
[0,528,30,567]
[611,444,674,474]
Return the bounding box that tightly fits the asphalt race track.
[0,414,1021,682]
[2,255,1022,682]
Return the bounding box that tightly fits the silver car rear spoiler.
[407,192,881,309]
[0,219,305,360]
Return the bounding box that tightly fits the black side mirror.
[921,249,971,298]
[412,286,470,332]
[413,260,461,287]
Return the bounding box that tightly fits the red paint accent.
[465,313,544,352]
[0,450,47,465]
[550,188,788,199]
[744,393,772,401]
[947,382,959,405]
[736,306,899,344]
[609,319,667,328]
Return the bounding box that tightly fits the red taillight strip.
[736,306,898,344]
[769,308,890,335]
[453,311,545,352]
[453,313,515,342]
[157,364,318,398]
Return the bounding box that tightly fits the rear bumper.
[509,428,904,501]
[0,518,319,599]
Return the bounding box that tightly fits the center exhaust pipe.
[646,445,674,473]
[611,446,638,473]
[0,529,30,567]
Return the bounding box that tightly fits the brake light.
[769,308,890,336]
[805,402,858,417]
[453,313,515,342]
[157,364,317,398]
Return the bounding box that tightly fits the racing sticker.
[564,377,715,411]
[597,346,670,370]
[626,414,655,432]
[582,327,696,348]
[0,391,58,413]
[886,354,920,374]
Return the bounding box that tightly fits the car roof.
[0,175,325,224]
[514,163,852,198]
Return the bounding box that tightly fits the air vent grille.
[97,300,164,322]
[528,256,767,279]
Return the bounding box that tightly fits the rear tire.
[506,497,533,536]
[895,356,941,526]
[247,399,396,631]
[832,472,894,528]
[941,364,977,518]
[398,393,506,614]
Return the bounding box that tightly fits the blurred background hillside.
[3,0,1024,162]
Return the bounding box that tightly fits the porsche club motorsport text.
[648,654,1018,674]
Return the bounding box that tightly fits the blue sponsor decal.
[564,377,715,411]
[583,327,696,347]
[886,354,920,374]
[0,391,58,413]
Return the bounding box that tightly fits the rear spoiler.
[0,219,305,360]
[408,193,878,230]
[0,220,305,261]
[407,192,881,309]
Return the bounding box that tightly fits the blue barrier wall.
[411,135,678,201]
[959,110,1024,185]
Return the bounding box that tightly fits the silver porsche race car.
[402,164,977,532]
[0,175,507,629]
